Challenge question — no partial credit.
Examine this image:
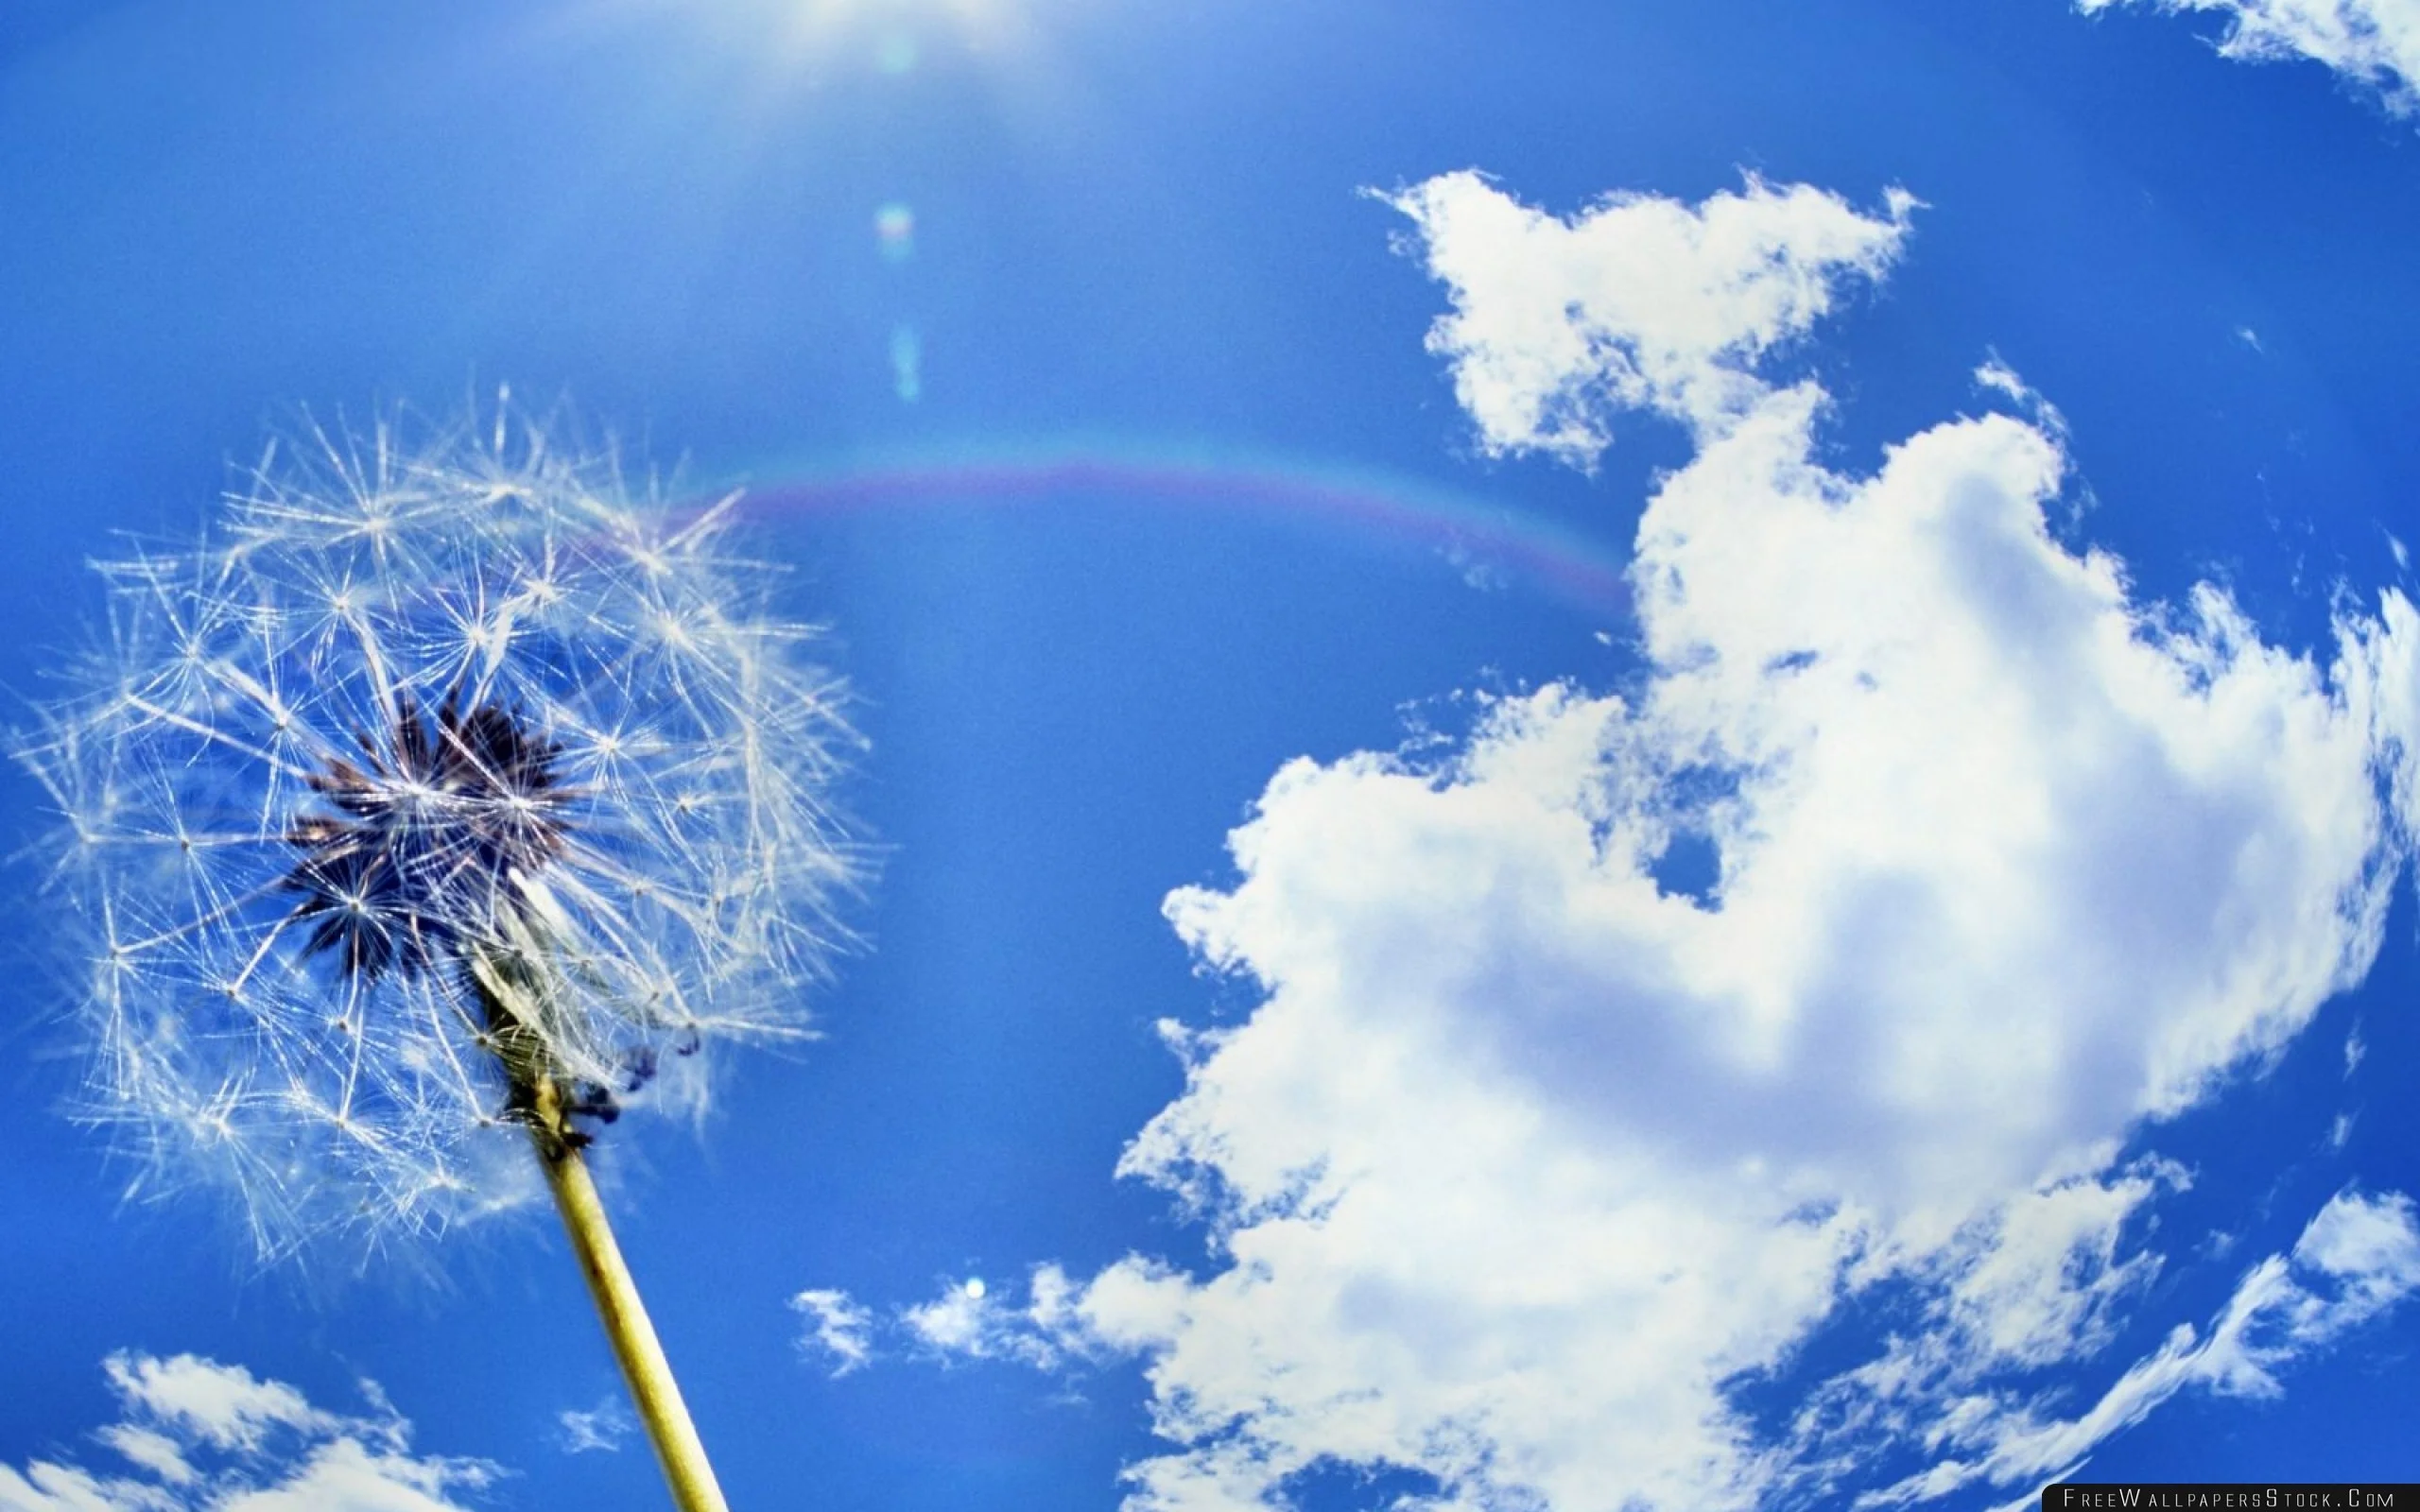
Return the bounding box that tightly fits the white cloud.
[1974,358,2072,445]
[899,173,2420,1511]
[553,1397,632,1455]
[1939,1163,2183,1368]
[790,1288,877,1378]
[1379,169,1912,464]
[1859,1188,2420,1505]
[787,1274,1102,1379]
[0,1354,495,1512]
[900,1274,1080,1370]
[2293,1187,2420,1308]
[97,1356,323,1458]
[2076,0,2420,116]
[900,1279,1000,1358]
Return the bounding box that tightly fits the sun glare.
[541,0,1046,81]
[745,0,1037,67]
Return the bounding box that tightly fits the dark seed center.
[283,693,571,979]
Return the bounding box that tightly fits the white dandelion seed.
[16,403,861,1511]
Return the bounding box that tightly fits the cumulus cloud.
[2076,0,2420,117]
[0,1353,495,1512]
[1379,169,1912,463]
[877,172,2420,1512]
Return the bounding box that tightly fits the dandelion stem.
[470,954,730,1512]
[531,1105,732,1512]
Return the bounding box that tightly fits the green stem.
[470,955,732,1512]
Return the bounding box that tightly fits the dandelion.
[16,402,859,1512]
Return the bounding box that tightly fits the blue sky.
[3,2,2419,1509]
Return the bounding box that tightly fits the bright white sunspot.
[649,0,1038,73]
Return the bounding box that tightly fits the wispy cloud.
[862,172,2420,1511]
[786,1274,1084,1377]
[901,1272,1084,1370]
[790,1289,877,1379]
[2076,0,2420,117]
[1857,1189,2420,1505]
[553,1396,633,1456]
[0,1352,497,1511]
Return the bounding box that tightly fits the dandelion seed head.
[17,404,859,1263]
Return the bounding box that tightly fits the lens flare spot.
[890,325,923,404]
[874,202,916,262]
[874,30,919,74]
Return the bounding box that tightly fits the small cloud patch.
[554,1396,633,1455]
[2076,0,2420,118]
[790,1289,876,1379]
[0,1352,496,1511]
[1376,170,1910,462]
